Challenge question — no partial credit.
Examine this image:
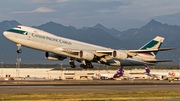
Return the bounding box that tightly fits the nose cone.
[3,31,8,38]
[3,30,16,43]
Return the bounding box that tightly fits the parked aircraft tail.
[145,65,150,74]
[139,36,164,59]
[113,66,124,78]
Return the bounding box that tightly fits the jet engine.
[79,50,94,61]
[45,52,66,61]
[112,50,128,60]
[157,76,163,80]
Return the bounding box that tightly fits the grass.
[0,91,180,101]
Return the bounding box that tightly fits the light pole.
[61,63,63,71]
[16,58,21,77]
[16,63,18,77]
[1,62,4,77]
[61,63,63,79]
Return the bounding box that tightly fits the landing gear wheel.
[17,50,22,53]
[16,44,22,53]
[69,59,76,68]
[71,65,76,68]
[80,61,94,69]
[89,65,93,68]
[80,64,85,68]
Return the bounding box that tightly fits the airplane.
[145,65,180,80]
[94,66,124,80]
[3,25,175,68]
[94,66,143,80]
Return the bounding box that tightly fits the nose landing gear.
[17,44,22,53]
[17,50,22,53]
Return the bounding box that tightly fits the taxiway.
[0,80,180,94]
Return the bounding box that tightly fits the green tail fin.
[139,36,164,58]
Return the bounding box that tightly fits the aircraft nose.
[3,31,8,38]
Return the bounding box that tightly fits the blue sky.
[1,0,180,31]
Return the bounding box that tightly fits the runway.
[1,83,180,94]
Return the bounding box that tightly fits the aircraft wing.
[53,48,81,56]
[128,48,176,53]
[52,47,175,63]
[143,59,175,63]
[53,47,175,56]
[95,48,176,57]
[53,48,112,57]
[52,48,113,63]
[60,48,80,53]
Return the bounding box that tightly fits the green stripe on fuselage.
[141,40,162,56]
[7,29,26,35]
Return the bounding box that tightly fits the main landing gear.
[69,59,93,69]
[69,59,76,68]
[17,44,22,53]
[80,60,93,68]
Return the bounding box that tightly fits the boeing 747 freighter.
[3,26,175,68]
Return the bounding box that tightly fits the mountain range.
[0,19,179,65]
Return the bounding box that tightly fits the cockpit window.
[15,26,21,29]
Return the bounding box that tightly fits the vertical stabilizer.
[145,65,150,75]
[139,36,164,59]
[113,66,124,78]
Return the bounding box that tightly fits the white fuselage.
[150,71,180,79]
[3,26,149,66]
[94,73,115,79]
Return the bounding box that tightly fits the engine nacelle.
[45,52,66,61]
[112,50,128,60]
[79,50,94,61]
[158,76,163,80]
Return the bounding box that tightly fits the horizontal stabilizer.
[129,48,176,53]
[143,60,175,63]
